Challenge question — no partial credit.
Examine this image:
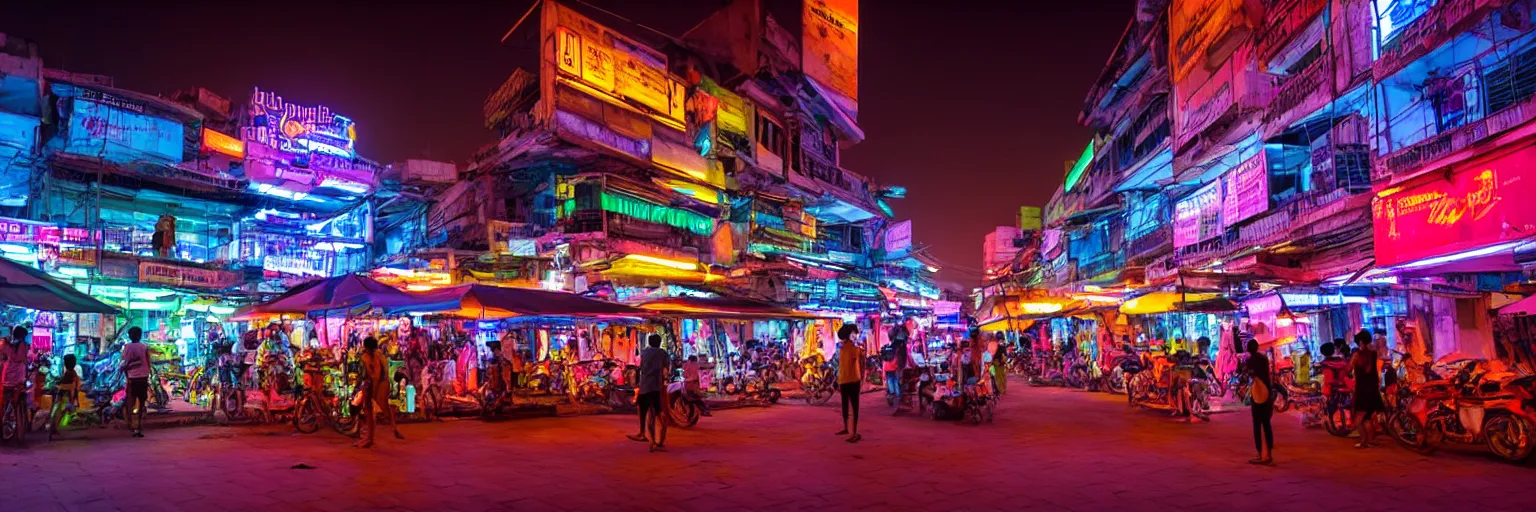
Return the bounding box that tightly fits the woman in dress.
[1349,329,1385,448]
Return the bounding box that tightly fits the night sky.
[4,0,1132,284]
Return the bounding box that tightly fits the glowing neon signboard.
[1173,180,1223,248]
[242,88,356,159]
[1373,144,1536,267]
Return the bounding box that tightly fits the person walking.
[356,336,403,449]
[1246,339,1274,464]
[1350,329,1385,448]
[990,344,1008,396]
[835,324,864,443]
[120,327,153,438]
[628,334,669,451]
[0,326,31,443]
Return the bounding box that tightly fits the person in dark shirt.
[1247,340,1273,464]
[628,334,669,451]
[1350,330,1385,448]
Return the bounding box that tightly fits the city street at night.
[7,0,1536,510]
[7,382,1535,511]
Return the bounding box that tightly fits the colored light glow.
[623,254,699,271]
[57,267,90,278]
[1064,142,1093,192]
[599,192,715,236]
[0,243,31,254]
[1019,302,1064,314]
[1082,285,1103,292]
[1393,241,1522,271]
[201,128,245,159]
[1075,294,1122,303]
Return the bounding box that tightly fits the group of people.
[624,323,876,452]
[1244,329,1387,465]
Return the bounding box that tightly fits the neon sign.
[1374,146,1533,267]
[242,87,356,159]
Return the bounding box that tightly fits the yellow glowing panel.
[614,52,670,114]
[655,178,722,205]
[1119,292,1221,315]
[623,254,699,271]
[555,28,581,76]
[201,128,244,159]
[581,39,615,91]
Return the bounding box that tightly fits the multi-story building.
[1021,0,1536,364]
[465,1,911,351]
[0,33,387,358]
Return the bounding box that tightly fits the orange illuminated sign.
[201,128,244,159]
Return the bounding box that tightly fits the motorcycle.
[667,381,704,428]
[1389,360,1536,463]
[801,357,837,405]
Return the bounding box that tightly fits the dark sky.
[4,0,1132,284]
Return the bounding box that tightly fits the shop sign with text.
[1373,144,1536,267]
[1173,180,1223,248]
[1222,152,1269,227]
[139,261,242,289]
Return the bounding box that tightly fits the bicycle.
[1,385,29,444]
[292,368,359,437]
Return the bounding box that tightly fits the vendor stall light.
[1082,285,1103,292]
[1393,241,1521,270]
[1076,294,1121,303]
[0,243,31,254]
[625,254,699,271]
[405,284,436,291]
[209,305,237,315]
[1019,302,1064,314]
[205,314,222,323]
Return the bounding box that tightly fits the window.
[756,113,785,156]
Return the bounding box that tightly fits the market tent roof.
[975,294,1078,325]
[637,296,822,319]
[0,257,118,313]
[1500,294,1536,316]
[380,284,651,319]
[250,274,418,315]
[1119,291,1224,315]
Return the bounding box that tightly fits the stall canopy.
[1119,291,1225,315]
[0,257,119,313]
[975,294,1079,326]
[1500,294,1536,316]
[638,296,822,319]
[243,274,418,316]
[382,284,651,319]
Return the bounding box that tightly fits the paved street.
[4,378,1535,511]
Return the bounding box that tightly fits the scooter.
[1390,360,1536,463]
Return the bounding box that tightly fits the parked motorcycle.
[1389,360,1536,463]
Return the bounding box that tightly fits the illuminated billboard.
[241,87,357,159]
[547,2,685,127]
[1373,144,1536,267]
[803,0,859,116]
[64,99,184,164]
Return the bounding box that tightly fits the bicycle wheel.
[292,397,320,434]
[422,388,443,420]
[0,402,18,443]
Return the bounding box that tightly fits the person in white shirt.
[120,327,153,438]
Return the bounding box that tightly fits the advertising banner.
[550,2,685,125]
[139,261,242,289]
[1373,144,1536,267]
[242,88,356,159]
[803,0,859,116]
[884,220,912,253]
[65,99,184,164]
[1169,0,1246,82]
[1173,180,1223,248]
[1221,151,1269,227]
